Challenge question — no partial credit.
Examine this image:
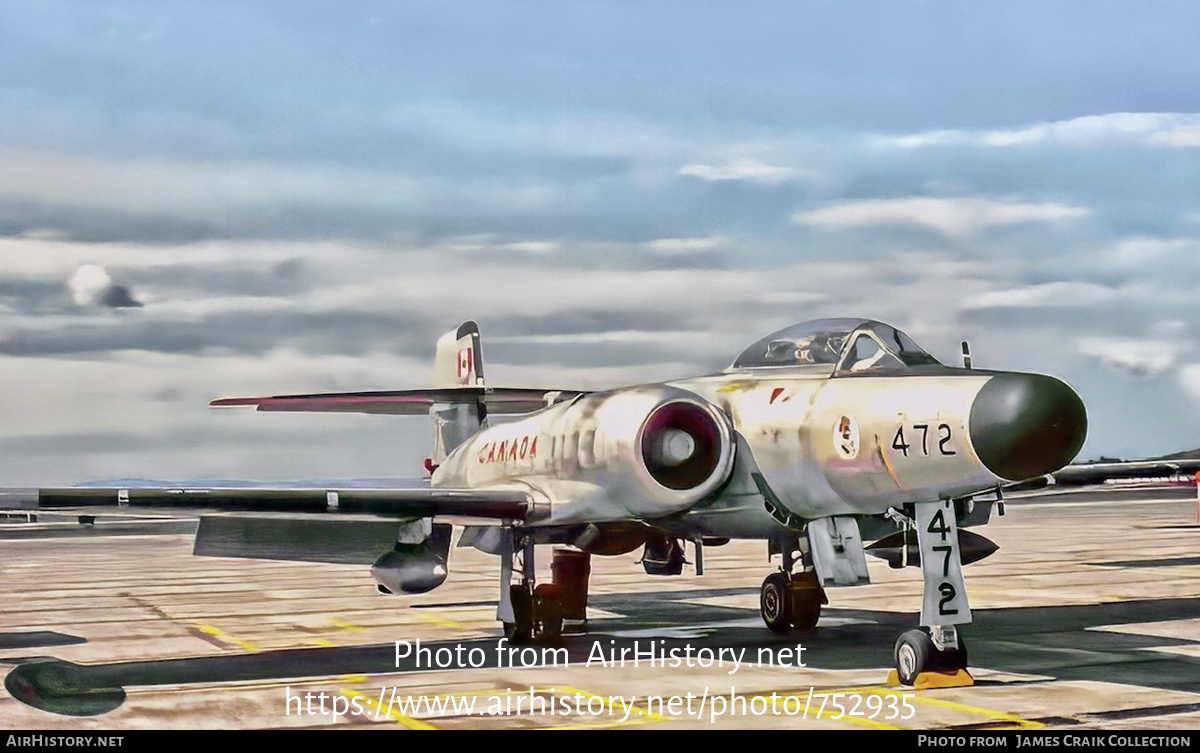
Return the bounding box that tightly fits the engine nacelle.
[371,522,452,595]
[437,386,736,522]
[590,387,737,516]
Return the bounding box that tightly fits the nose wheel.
[892,628,971,687]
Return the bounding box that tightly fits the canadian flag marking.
[456,347,473,383]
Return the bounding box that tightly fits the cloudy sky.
[2,1,1199,485]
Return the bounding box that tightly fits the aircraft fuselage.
[432,363,1086,531]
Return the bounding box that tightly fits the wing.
[210,387,586,415]
[35,484,546,519]
[30,485,548,566]
[1050,458,1200,486]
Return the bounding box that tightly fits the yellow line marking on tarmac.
[331,617,365,632]
[759,687,902,729]
[552,685,672,723]
[356,684,671,729]
[546,717,662,730]
[409,684,667,717]
[784,683,1043,730]
[535,685,670,729]
[195,623,259,652]
[909,693,1044,729]
[412,611,469,629]
[345,687,439,730]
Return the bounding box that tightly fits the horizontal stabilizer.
[210,387,585,415]
[35,486,549,521]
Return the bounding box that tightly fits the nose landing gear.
[891,626,972,688]
[888,500,976,689]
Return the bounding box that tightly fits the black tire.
[791,586,822,630]
[534,584,564,639]
[540,608,563,639]
[760,572,793,632]
[503,586,533,644]
[894,629,933,685]
[931,636,968,672]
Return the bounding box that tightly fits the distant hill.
[1153,447,1200,461]
[1077,448,1200,464]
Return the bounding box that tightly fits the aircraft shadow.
[5,588,1200,716]
[0,631,86,652]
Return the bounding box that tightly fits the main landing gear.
[504,584,563,643]
[759,544,827,632]
[499,528,591,644]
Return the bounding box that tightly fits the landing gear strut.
[498,528,584,644]
[759,542,826,632]
[889,500,974,688]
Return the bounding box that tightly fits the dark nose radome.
[969,373,1087,481]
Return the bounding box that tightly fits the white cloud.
[69,264,115,306]
[1092,237,1200,268]
[67,263,142,308]
[0,237,308,280]
[437,235,561,254]
[644,236,728,254]
[883,112,1200,150]
[792,196,1089,237]
[1076,336,1184,378]
[1178,365,1200,407]
[963,282,1117,310]
[0,144,585,230]
[1157,127,1200,147]
[679,159,805,184]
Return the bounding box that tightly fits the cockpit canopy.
[730,318,941,373]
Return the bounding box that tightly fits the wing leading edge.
[36,485,548,521]
[34,485,548,565]
[1051,459,1200,486]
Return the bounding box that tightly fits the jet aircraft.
[33,318,1088,686]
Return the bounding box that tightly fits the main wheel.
[894,629,933,685]
[791,586,822,630]
[760,572,793,632]
[539,604,563,639]
[503,586,533,643]
[534,583,564,639]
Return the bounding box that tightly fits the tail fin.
[433,321,485,388]
[211,319,588,473]
[429,321,487,468]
